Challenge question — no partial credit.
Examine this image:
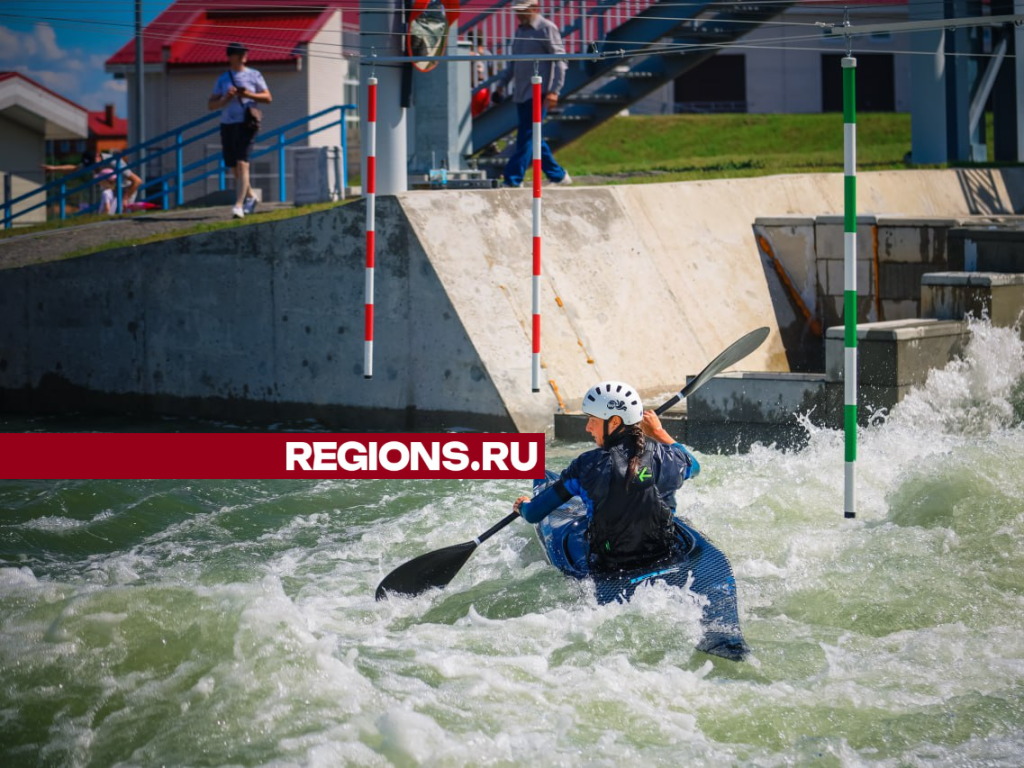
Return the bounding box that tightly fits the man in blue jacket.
[495,0,572,188]
[514,380,699,571]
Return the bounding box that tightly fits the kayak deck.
[534,472,749,661]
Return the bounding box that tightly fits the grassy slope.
[556,112,916,183]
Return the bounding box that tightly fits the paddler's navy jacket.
[519,432,700,570]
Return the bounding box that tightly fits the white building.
[635,3,914,115]
[105,0,357,203]
[0,72,88,224]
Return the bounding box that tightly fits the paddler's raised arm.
[642,410,700,479]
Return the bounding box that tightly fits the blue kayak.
[533,471,750,661]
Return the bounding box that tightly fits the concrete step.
[921,271,1024,336]
[825,318,968,420]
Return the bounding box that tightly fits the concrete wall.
[754,168,1024,367]
[4,169,1023,432]
[0,198,511,430]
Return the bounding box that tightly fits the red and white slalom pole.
[364,76,377,380]
[531,74,542,393]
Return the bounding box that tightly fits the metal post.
[842,52,858,520]
[162,180,170,211]
[360,0,407,195]
[219,157,226,191]
[116,167,123,214]
[531,73,542,393]
[4,173,12,229]
[278,132,287,202]
[59,181,66,220]
[341,106,349,195]
[176,131,184,207]
[135,0,146,185]
[364,76,378,379]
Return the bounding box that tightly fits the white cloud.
[0,23,124,110]
[0,23,64,63]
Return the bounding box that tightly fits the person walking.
[208,42,272,219]
[495,0,571,188]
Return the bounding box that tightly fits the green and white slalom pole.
[842,47,857,519]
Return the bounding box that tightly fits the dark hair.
[624,423,646,489]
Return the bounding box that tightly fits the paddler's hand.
[512,496,530,515]
[641,410,674,444]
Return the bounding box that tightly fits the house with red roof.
[0,72,88,223]
[105,0,356,203]
[46,105,129,167]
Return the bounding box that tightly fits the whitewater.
[2,319,1023,766]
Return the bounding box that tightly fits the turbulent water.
[2,321,1024,767]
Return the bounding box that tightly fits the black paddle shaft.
[654,327,770,416]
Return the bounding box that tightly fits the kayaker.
[513,381,700,572]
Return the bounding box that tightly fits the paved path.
[0,204,290,271]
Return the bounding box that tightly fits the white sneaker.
[550,171,573,186]
[243,196,258,215]
[231,206,245,219]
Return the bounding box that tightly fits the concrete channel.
[3,168,1024,446]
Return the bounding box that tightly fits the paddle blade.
[656,327,771,415]
[375,541,478,600]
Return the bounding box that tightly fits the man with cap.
[495,0,572,188]
[208,42,273,219]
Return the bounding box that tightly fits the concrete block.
[686,421,812,454]
[875,216,961,265]
[881,299,919,321]
[879,262,933,301]
[687,371,826,424]
[824,381,916,425]
[948,227,1024,272]
[825,318,968,387]
[921,272,1024,334]
[814,215,877,262]
[816,259,829,295]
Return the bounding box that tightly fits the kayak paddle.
[375,511,520,600]
[654,326,770,415]
[374,326,771,600]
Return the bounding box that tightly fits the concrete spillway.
[3,169,1022,432]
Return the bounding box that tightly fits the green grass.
[556,113,920,183]
[60,200,352,260]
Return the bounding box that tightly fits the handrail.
[5,105,356,228]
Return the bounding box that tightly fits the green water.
[2,322,1024,766]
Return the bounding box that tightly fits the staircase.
[464,0,799,161]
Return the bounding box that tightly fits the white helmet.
[582,381,643,426]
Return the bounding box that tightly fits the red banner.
[0,433,546,480]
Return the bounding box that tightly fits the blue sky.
[0,2,173,114]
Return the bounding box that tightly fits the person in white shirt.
[208,42,273,219]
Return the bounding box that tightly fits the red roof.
[89,106,128,138]
[0,71,88,113]
[106,0,351,67]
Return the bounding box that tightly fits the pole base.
[532,388,540,393]
[844,511,856,519]
[364,375,372,380]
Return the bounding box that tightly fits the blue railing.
[3,104,356,229]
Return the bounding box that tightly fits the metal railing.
[4,104,357,229]
[462,0,657,58]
